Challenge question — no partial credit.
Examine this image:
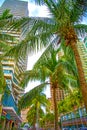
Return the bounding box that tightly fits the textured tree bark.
[0,94,3,120]
[70,41,87,111]
[32,114,36,130]
[52,83,61,130]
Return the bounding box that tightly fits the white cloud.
[27,51,44,70]
[25,80,51,98]
[25,80,41,92]
[28,2,49,17]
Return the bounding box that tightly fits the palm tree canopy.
[28,0,87,44]
[0,9,15,53]
[20,43,78,91]
[8,0,87,64]
[0,61,6,93]
[18,83,49,110]
[58,89,83,114]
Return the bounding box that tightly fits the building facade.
[0,0,29,129]
[60,107,87,129]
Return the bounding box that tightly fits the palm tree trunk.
[70,41,87,111]
[52,84,58,130]
[0,94,3,119]
[36,103,39,130]
[32,114,36,130]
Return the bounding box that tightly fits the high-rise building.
[0,0,29,18]
[0,0,29,129]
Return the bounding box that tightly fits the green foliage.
[19,44,79,130]
[18,83,49,110]
[0,10,16,95]
[58,89,83,114]
[0,62,6,94]
[19,86,49,128]
[40,112,55,128]
[27,105,45,127]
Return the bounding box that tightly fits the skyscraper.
[0,0,29,18]
[0,0,29,129]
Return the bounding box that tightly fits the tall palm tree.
[20,0,87,110]
[20,44,78,130]
[10,0,87,110]
[19,85,49,130]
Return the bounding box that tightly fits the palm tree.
[10,0,87,110]
[26,101,45,129]
[24,0,87,110]
[19,84,49,130]
[20,44,78,130]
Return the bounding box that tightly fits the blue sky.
[0,0,4,6]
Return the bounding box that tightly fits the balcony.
[3,69,13,79]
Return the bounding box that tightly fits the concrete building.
[0,0,29,129]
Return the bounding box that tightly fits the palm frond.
[18,82,49,109]
[0,9,13,20]
[34,0,46,5]
[74,24,87,37]
[0,9,13,25]
[0,62,6,93]
[70,0,87,23]
[0,41,11,53]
